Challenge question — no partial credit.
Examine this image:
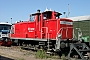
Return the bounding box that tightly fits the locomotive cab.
[42,11,62,20]
[28,10,73,40]
[29,10,62,22]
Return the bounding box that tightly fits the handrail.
[41,27,50,50]
[41,27,48,39]
[56,27,73,39]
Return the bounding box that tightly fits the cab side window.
[30,15,35,22]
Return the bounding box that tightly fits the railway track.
[0,46,61,60]
[0,46,37,60]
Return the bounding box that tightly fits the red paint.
[0,40,12,46]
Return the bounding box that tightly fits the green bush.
[61,54,66,60]
[36,50,47,59]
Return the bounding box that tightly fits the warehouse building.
[68,15,90,43]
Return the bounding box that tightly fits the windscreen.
[43,12,52,20]
[0,24,11,33]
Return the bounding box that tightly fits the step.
[39,42,45,44]
[84,56,89,60]
[39,44,45,45]
[46,51,52,54]
[47,42,52,43]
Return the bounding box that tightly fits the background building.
[68,15,90,43]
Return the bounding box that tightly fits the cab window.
[43,12,52,20]
[30,15,35,22]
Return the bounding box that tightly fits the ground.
[0,46,60,60]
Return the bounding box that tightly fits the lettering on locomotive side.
[28,28,35,32]
[28,28,35,30]
[60,21,73,25]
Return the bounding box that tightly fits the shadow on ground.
[0,55,14,60]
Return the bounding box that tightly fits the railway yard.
[0,46,62,60]
[0,1,90,60]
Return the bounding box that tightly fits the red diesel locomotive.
[10,9,73,51]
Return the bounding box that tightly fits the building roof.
[67,15,90,21]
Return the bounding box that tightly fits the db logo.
[28,28,35,30]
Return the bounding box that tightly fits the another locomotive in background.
[0,22,12,46]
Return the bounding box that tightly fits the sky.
[0,0,90,23]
